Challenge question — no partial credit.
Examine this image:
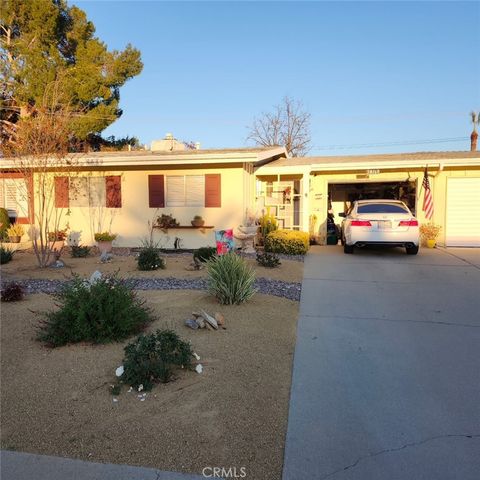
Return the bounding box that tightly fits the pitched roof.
[263,151,480,170]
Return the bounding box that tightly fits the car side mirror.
[338,212,346,218]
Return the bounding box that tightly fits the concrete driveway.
[283,246,480,480]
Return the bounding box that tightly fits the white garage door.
[446,178,480,247]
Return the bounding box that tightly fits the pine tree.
[0,0,143,146]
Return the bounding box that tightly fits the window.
[55,176,121,209]
[0,178,29,219]
[166,175,205,207]
[69,177,106,207]
[357,203,409,214]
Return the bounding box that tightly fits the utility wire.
[312,137,469,150]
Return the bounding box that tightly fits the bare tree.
[247,96,311,157]
[2,81,79,267]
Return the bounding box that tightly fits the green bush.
[264,229,310,255]
[121,329,193,390]
[256,252,281,268]
[207,253,257,305]
[137,244,165,271]
[0,245,13,264]
[37,274,152,347]
[70,245,91,258]
[0,208,10,240]
[193,246,217,263]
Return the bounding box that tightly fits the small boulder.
[185,319,199,330]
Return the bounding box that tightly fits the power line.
[312,137,469,151]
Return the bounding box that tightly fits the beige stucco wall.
[37,166,249,249]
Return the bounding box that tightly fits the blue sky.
[76,1,480,156]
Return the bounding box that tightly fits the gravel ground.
[0,277,302,301]
[1,290,298,480]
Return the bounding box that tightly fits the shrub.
[121,329,193,390]
[265,229,310,255]
[37,274,152,347]
[256,252,281,268]
[419,222,442,240]
[48,228,67,241]
[7,223,25,238]
[207,252,257,305]
[0,245,13,264]
[193,246,217,263]
[70,245,91,258]
[94,232,117,242]
[259,210,278,240]
[156,214,179,229]
[137,244,165,271]
[0,208,10,240]
[1,282,24,302]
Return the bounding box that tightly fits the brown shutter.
[205,174,221,207]
[106,176,122,208]
[148,175,165,208]
[54,177,69,208]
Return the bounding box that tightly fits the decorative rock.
[193,352,200,361]
[138,384,144,392]
[100,251,113,263]
[200,310,218,330]
[195,317,205,329]
[185,319,199,330]
[214,313,225,327]
[195,364,203,374]
[115,365,124,377]
[89,271,102,285]
[50,259,65,268]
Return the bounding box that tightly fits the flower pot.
[49,240,64,253]
[9,236,21,243]
[426,239,436,248]
[191,219,205,227]
[97,240,113,254]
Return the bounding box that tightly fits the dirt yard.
[0,250,303,284]
[0,289,298,480]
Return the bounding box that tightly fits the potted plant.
[94,232,117,254]
[191,215,205,227]
[157,214,179,229]
[419,222,442,248]
[6,224,25,243]
[48,228,68,253]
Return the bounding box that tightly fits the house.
[0,146,287,249]
[1,144,479,249]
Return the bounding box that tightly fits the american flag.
[422,167,434,220]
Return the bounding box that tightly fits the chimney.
[470,111,479,152]
[472,131,478,152]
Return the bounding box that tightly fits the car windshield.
[357,203,409,214]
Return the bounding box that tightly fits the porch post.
[301,168,310,232]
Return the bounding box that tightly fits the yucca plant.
[207,252,257,305]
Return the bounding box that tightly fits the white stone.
[195,364,203,374]
[193,352,201,361]
[115,365,124,377]
[89,270,102,285]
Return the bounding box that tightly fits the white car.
[340,200,419,255]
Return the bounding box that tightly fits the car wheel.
[406,245,419,255]
[344,243,354,254]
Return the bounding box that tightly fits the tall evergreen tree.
[0,0,143,146]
